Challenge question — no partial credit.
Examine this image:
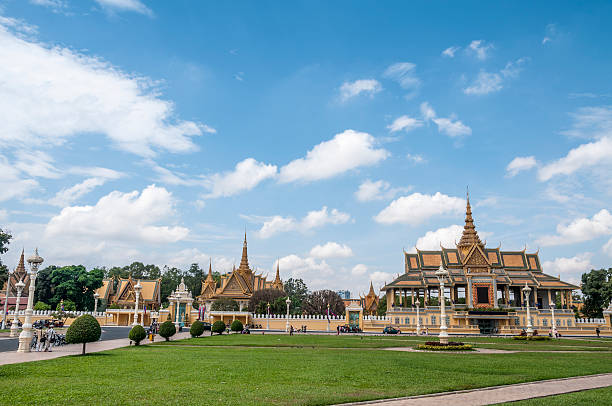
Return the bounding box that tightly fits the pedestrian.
[37,331,46,352]
[596,327,600,338]
[47,326,55,351]
[337,325,340,335]
[290,325,294,336]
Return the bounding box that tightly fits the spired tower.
[236,232,253,281]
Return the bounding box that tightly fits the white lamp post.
[17,248,43,353]
[285,296,291,333]
[522,282,534,336]
[416,300,421,335]
[10,280,25,337]
[93,292,100,314]
[1,268,14,330]
[133,280,142,326]
[326,303,330,332]
[550,303,557,338]
[266,302,270,330]
[435,265,450,344]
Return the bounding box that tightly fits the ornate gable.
[463,245,490,269]
[117,278,136,302]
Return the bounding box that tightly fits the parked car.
[383,326,401,334]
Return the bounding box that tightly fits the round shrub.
[230,320,243,333]
[129,325,147,345]
[190,320,205,337]
[34,301,51,311]
[211,320,226,335]
[66,314,101,355]
[159,320,176,341]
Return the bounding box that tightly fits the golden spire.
[15,248,26,275]
[205,259,214,282]
[274,260,281,283]
[457,189,484,252]
[238,232,250,273]
[368,281,375,296]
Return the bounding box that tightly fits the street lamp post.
[416,300,421,335]
[1,268,14,330]
[522,282,534,336]
[10,280,25,337]
[266,302,270,330]
[93,292,100,314]
[133,280,142,326]
[327,303,330,332]
[285,297,291,333]
[17,248,43,353]
[550,303,557,338]
[435,265,450,344]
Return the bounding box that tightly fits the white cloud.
[538,136,612,181]
[339,79,382,102]
[94,0,153,16]
[369,271,393,288]
[383,62,420,91]
[0,209,7,221]
[464,58,527,95]
[506,156,537,177]
[464,71,502,95]
[375,192,465,225]
[560,106,612,139]
[310,242,353,259]
[406,153,425,164]
[442,46,459,58]
[203,158,277,198]
[387,115,423,133]
[351,264,368,276]
[258,206,351,239]
[542,24,557,45]
[355,179,410,202]
[542,253,592,284]
[603,238,612,257]
[0,155,38,202]
[420,102,471,137]
[29,0,67,12]
[165,248,233,273]
[279,130,388,183]
[277,254,333,278]
[0,19,211,157]
[45,184,189,244]
[468,40,493,60]
[537,209,612,246]
[414,225,463,250]
[13,150,61,179]
[48,177,107,207]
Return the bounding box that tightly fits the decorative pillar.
[266,302,270,330]
[547,290,552,308]
[1,269,13,330]
[17,249,43,353]
[10,280,25,337]
[504,285,510,306]
[133,280,142,326]
[467,277,473,309]
[550,303,557,338]
[411,288,415,306]
[492,278,498,307]
[326,303,330,332]
[435,266,449,344]
[94,292,100,314]
[285,297,291,333]
[174,297,180,327]
[522,283,534,336]
[416,301,421,335]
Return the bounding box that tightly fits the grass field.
[1,335,612,405]
[497,386,612,405]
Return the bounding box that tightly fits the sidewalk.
[339,373,612,406]
[0,331,192,366]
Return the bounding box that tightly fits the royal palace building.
[382,195,579,335]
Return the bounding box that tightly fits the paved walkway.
[0,331,192,366]
[339,373,612,406]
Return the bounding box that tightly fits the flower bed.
[417,341,474,351]
[512,335,551,341]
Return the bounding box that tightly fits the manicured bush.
[512,335,551,341]
[34,301,51,311]
[230,320,243,332]
[417,344,473,351]
[66,314,101,355]
[129,325,147,345]
[190,320,205,337]
[211,320,226,335]
[159,320,176,341]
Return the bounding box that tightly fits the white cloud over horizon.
[203,158,277,198]
[375,192,465,225]
[507,156,537,177]
[257,206,351,238]
[387,115,423,133]
[537,209,612,246]
[310,242,354,259]
[339,79,382,102]
[420,102,472,137]
[94,0,153,16]
[355,179,411,202]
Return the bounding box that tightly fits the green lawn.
[1,336,612,405]
[497,386,612,405]
[155,333,612,352]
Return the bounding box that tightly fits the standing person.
[596,327,601,338]
[37,330,46,352]
[290,325,294,336]
[336,325,340,335]
[47,326,55,351]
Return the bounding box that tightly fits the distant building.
[337,290,351,300]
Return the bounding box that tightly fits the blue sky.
[1,0,612,296]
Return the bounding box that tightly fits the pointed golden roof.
[457,191,484,251]
[205,259,214,282]
[238,232,250,272]
[274,261,281,284]
[15,248,26,275]
[368,281,376,297]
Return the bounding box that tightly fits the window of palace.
[476,287,489,304]
[431,315,436,325]
[456,286,466,304]
[405,317,410,325]
[395,318,400,324]
[543,319,548,326]
[509,290,517,306]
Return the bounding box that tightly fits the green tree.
[160,266,182,306]
[56,299,76,312]
[302,290,345,315]
[247,288,286,313]
[34,301,51,311]
[190,320,205,337]
[129,325,147,345]
[66,314,101,355]
[230,320,243,332]
[284,278,308,313]
[50,266,104,310]
[581,268,612,318]
[122,262,161,279]
[183,263,204,299]
[34,265,57,305]
[159,320,176,341]
[0,227,12,288]
[211,297,239,311]
[211,320,225,335]
[376,295,387,316]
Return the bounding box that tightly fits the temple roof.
[457,192,484,251]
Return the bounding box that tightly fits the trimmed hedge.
[417,344,474,351]
[190,320,205,337]
[129,325,147,345]
[512,335,551,341]
[230,320,243,332]
[211,320,226,335]
[66,314,101,355]
[159,320,176,341]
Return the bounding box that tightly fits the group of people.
[30,327,58,352]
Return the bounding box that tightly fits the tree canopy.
[581,268,612,318]
[247,288,286,313]
[0,227,12,287]
[211,297,239,311]
[302,290,345,315]
[284,278,308,313]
